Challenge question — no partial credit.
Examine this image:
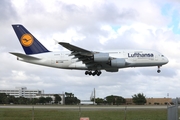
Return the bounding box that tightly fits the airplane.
[10,24,169,76]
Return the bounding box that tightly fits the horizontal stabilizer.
[10,52,41,60]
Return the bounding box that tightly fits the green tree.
[17,97,28,104]
[65,92,80,105]
[105,95,125,105]
[54,94,61,104]
[0,93,8,104]
[7,95,16,104]
[95,98,104,105]
[45,97,53,103]
[30,98,39,104]
[32,98,39,104]
[38,97,46,104]
[132,93,147,105]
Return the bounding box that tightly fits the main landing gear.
[157,66,161,73]
[85,70,102,76]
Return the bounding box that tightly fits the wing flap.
[59,42,101,69]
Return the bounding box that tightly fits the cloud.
[0,0,18,22]
[0,0,180,100]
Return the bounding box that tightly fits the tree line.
[0,92,146,105]
[0,92,80,105]
[0,93,62,104]
[92,93,146,105]
[91,95,125,105]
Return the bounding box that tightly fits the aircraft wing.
[59,42,94,56]
[59,42,99,69]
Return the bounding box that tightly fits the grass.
[0,107,171,120]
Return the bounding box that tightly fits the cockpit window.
[161,55,164,57]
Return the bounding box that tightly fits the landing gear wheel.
[85,71,88,75]
[91,70,97,76]
[157,66,161,73]
[157,70,161,73]
[85,70,102,76]
[85,71,92,75]
[89,71,92,75]
[97,71,102,76]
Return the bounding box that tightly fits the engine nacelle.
[94,53,109,62]
[111,58,126,67]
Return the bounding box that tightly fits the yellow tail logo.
[21,34,34,47]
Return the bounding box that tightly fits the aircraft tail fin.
[12,24,50,55]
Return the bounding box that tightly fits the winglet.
[53,39,59,45]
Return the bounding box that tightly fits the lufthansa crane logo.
[21,34,34,47]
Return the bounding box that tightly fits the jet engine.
[94,53,109,62]
[111,58,126,67]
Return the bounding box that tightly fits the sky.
[0,0,180,100]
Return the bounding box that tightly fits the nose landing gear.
[157,66,161,73]
[85,70,102,76]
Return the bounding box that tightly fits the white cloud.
[53,28,86,43]
[98,25,118,44]
[0,0,180,100]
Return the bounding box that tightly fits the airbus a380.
[10,24,169,76]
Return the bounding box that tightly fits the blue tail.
[12,24,50,55]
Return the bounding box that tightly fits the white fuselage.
[17,49,169,72]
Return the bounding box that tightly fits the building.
[126,98,134,105]
[146,98,172,105]
[0,87,65,104]
[0,87,43,98]
[125,98,172,105]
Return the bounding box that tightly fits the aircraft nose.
[165,57,169,64]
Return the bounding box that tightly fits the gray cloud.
[93,2,138,25]
[0,0,18,22]
[0,0,180,100]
